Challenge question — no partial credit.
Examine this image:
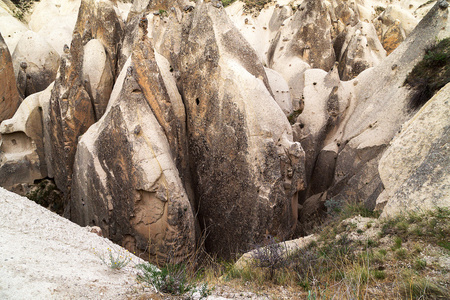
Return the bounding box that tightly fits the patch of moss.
[243,0,272,12]
[287,109,302,124]
[221,0,237,7]
[404,38,450,110]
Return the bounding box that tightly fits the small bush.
[251,236,288,280]
[137,263,194,295]
[414,258,427,271]
[400,271,449,299]
[372,269,386,280]
[395,248,408,260]
[392,236,402,250]
[94,247,131,270]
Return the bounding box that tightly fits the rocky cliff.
[0,0,448,262]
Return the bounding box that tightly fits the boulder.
[235,234,316,271]
[178,2,305,258]
[378,83,450,218]
[12,31,60,98]
[0,32,21,123]
[70,55,195,264]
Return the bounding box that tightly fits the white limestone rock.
[378,83,450,218]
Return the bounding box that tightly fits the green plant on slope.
[137,263,194,295]
[222,0,237,7]
[94,247,132,270]
[12,0,33,21]
[404,37,450,110]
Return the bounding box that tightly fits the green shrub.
[137,263,194,295]
[372,269,386,280]
[222,0,237,7]
[404,38,450,110]
[395,248,408,260]
[94,247,131,270]
[12,0,33,21]
[414,258,427,271]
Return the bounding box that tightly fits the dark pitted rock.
[177,1,305,258]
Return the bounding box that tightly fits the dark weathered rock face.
[48,0,123,202]
[70,50,195,264]
[0,33,21,123]
[178,2,305,258]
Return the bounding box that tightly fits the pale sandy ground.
[0,187,150,300]
[0,187,270,300]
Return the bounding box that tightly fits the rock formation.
[177,1,305,257]
[70,54,196,263]
[0,84,53,189]
[0,32,21,123]
[377,83,450,218]
[47,0,123,203]
[299,2,450,229]
[0,0,448,263]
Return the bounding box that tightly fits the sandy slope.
[0,187,148,300]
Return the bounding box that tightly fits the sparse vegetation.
[158,9,168,18]
[404,38,450,110]
[206,206,450,299]
[375,6,385,14]
[94,247,132,270]
[137,263,195,295]
[12,0,33,21]
[221,0,237,7]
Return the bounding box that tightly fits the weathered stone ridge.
[70,56,195,264]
